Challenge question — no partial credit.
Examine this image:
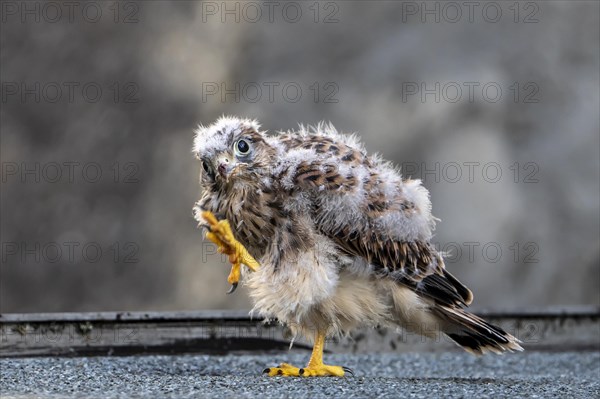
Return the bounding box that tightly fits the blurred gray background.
[1,1,598,313]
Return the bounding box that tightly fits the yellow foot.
[200,211,260,293]
[263,363,353,377]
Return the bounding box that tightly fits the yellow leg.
[201,211,259,292]
[263,331,353,377]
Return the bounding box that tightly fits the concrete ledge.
[1,306,598,357]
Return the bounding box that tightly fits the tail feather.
[435,306,523,355]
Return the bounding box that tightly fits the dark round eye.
[236,139,250,155]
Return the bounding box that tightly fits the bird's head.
[193,116,275,189]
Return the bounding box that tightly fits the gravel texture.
[1,352,599,398]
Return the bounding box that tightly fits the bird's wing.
[324,210,474,308]
[279,133,473,307]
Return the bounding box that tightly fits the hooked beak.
[216,154,235,180]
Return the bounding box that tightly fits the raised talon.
[198,223,211,231]
[200,211,260,291]
[226,282,238,295]
[202,211,259,270]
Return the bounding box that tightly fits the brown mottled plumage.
[193,116,522,363]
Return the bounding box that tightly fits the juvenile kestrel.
[193,116,522,377]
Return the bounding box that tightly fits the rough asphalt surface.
[1,352,598,398]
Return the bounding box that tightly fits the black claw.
[263,368,271,374]
[277,369,283,376]
[226,283,238,294]
[342,366,355,377]
[199,223,211,231]
[298,368,305,375]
